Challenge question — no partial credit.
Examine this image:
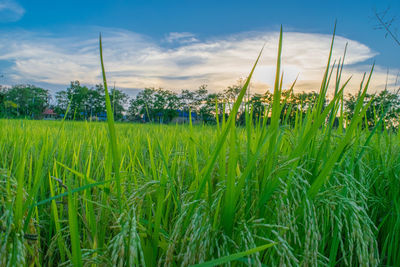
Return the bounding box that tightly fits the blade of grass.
[190,243,276,267]
[99,33,123,212]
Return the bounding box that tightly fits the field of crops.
[1,31,400,266]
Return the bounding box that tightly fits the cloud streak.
[0,0,25,22]
[0,27,397,95]
[164,32,199,44]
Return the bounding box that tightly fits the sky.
[0,0,399,96]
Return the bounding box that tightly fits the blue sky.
[0,0,399,94]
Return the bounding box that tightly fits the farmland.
[1,32,400,266]
[1,110,399,266]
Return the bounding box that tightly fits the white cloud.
[0,27,397,95]
[164,32,199,44]
[0,0,25,22]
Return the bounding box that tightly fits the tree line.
[0,80,399,129]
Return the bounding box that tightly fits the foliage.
[345,89,400,129]
[54,81,128,121]
[1,81,399,128]
[2,84,49,118]
[128,88,180,123]
[110,87,129,121]
[0,86,6,114]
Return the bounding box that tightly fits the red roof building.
[43,109,56,115]
[43,108,57,119]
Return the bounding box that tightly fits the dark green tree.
[345,89,400,129]
[180,89,195,112]
[109,87,128,121]
[0,86,6,115]
[193,85,208,110]
[4,84,49,118]
[199,92,224,124]
[54,90,69,116]
[85,84,105,118]
[66,81,90,120]
[128,88,157,122]
[55,82,113,120]
[248,93,268,121]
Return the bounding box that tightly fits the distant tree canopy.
[345,89,400,130]
[0,86,6,115]
[0,80,399,129]
[128,85,210,123]
[0,84,49,118]
[55,81,128,120]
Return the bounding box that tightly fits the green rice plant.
[190,242,276,267]
[66,167,83,266]
[99,34,123,212]
[108,205,145,266]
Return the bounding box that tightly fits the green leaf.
[190,243,276,267]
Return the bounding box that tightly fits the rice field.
[1,29,400,266]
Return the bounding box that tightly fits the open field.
[1,31,400,266]
[1,113,399,266]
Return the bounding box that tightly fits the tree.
[157,89,180,122]
[345,89,400,129]
[128,88,157,122]
[199,92,224,124]
[54,90,69,116]
[179,85,209,114]
[193,85,208,110]
[223,83,242,113]
[249,93,268,118]
[128,88,181,123]
[0,86,6,115]
[109,87,128,121]
[180,89,195,112]
[82,84,105,119]
[66,81,91,120]
[4,84,49,118]
[55,82,111,120]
